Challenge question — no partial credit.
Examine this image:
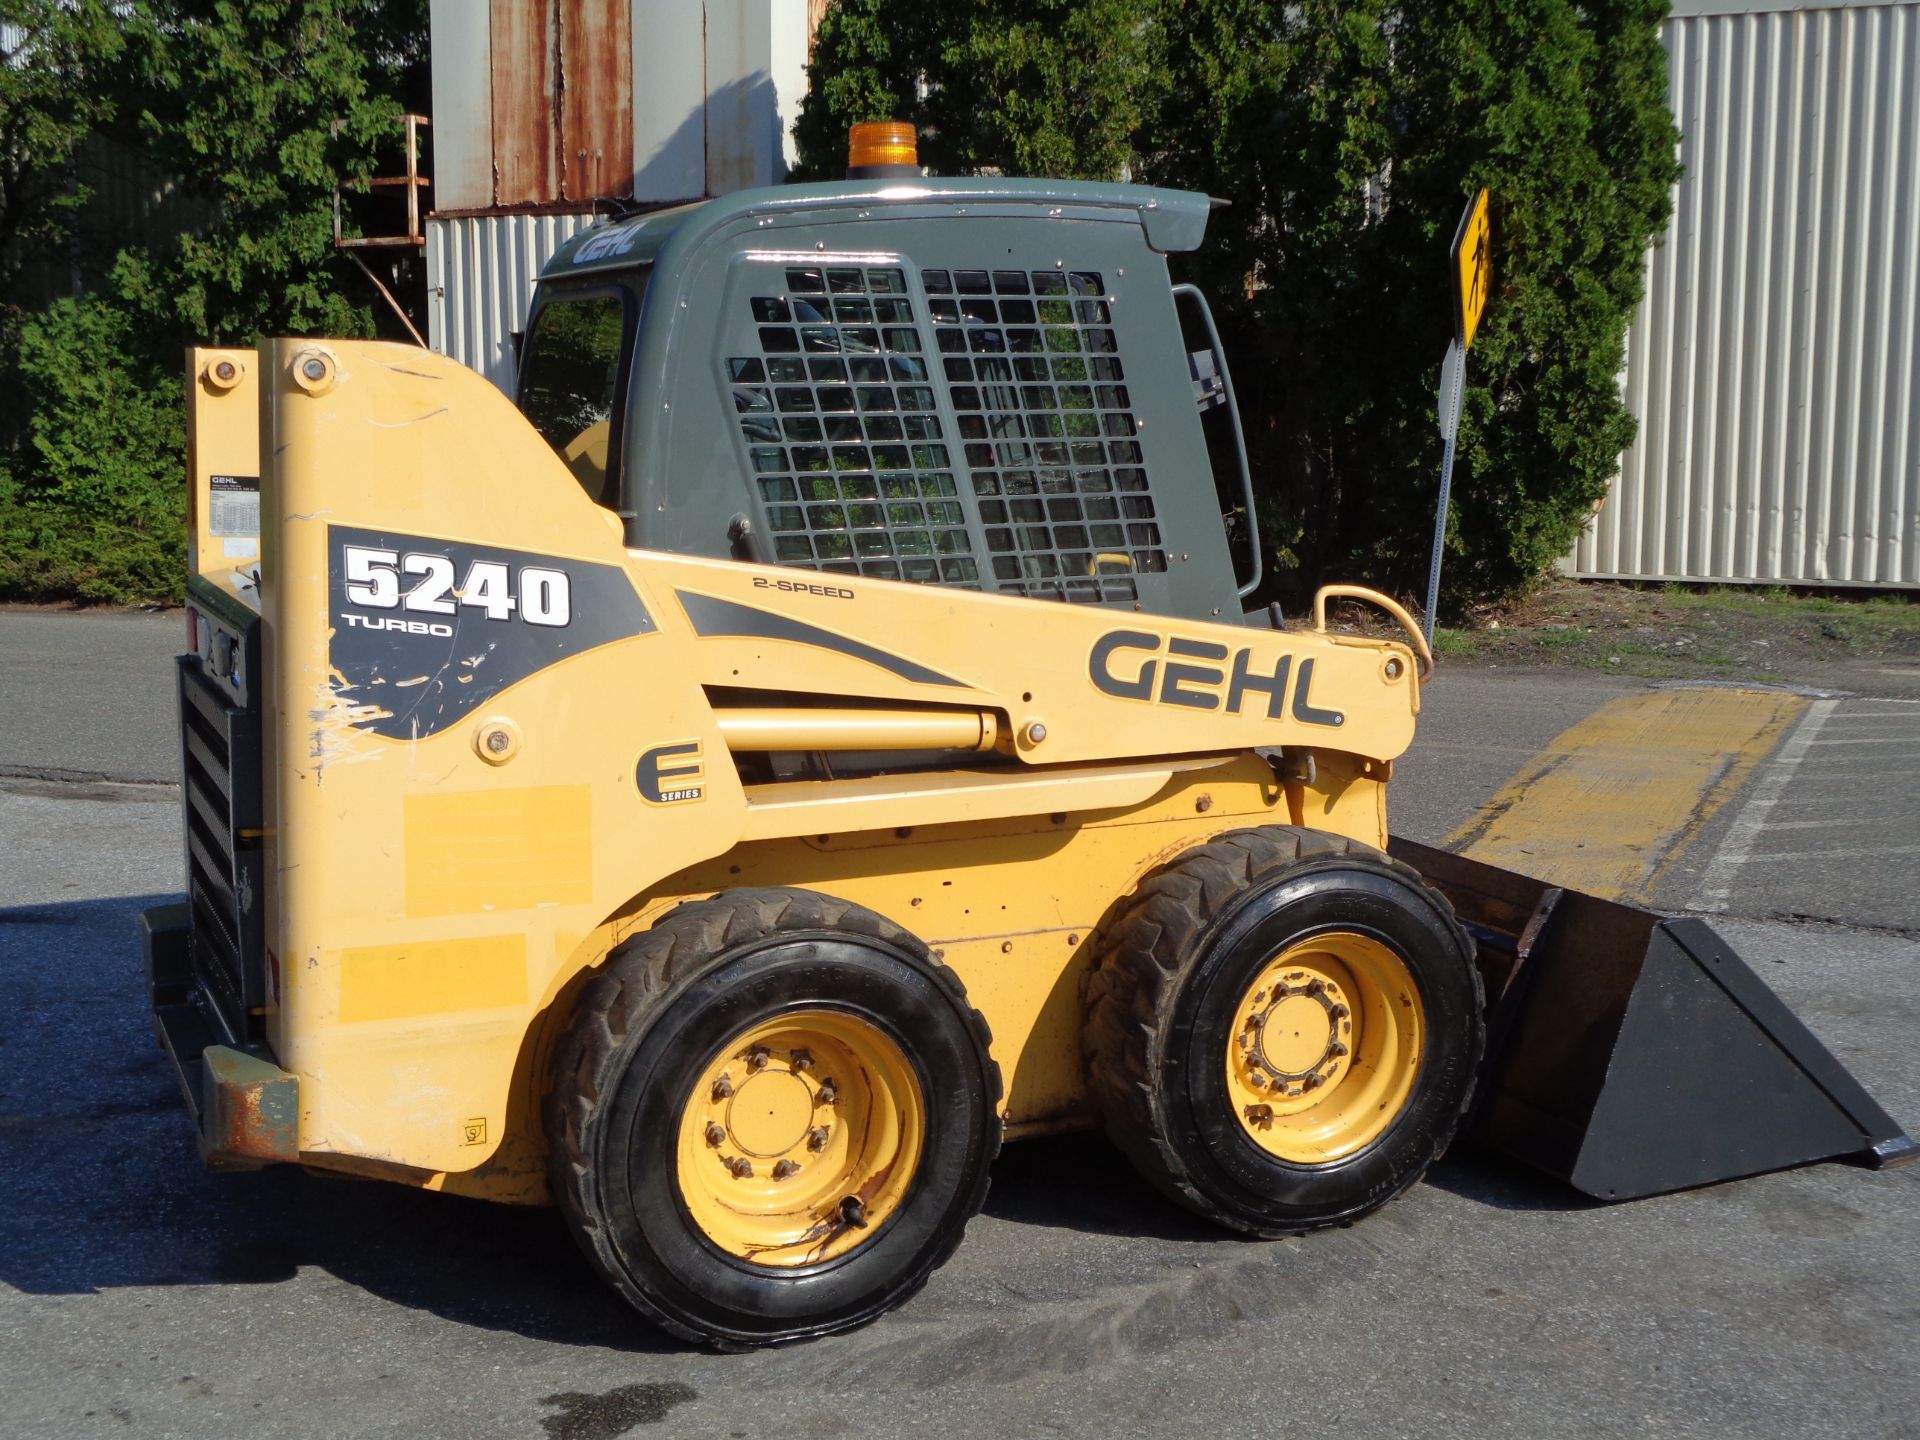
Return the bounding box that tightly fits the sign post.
[1423,187,1491,643]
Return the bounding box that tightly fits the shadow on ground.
[1,890,1550,1356]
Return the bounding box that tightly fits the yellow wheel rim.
[676,1010,923,1267]
[1223,931,1425,1164]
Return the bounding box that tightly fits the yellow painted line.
[1445,688,1809,902]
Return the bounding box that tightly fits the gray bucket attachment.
[1389,836,1918,1200]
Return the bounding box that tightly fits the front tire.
[1083,827,1483,1236]
[545,888,1001,1347]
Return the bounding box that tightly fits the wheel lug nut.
[711,1074,733,1101]
[704,1123,725,1147]
[816,1079,837,1106]
[1331,1004,1349,1019]
[772,1159,800,1180]
[1302,1074,1323,1091]
[1249,1073,1267,1089]
[790,1049,813,1073]
[725,1156,753,1179]
[1306,979,1325,995]
[808,1126,830,1151]
[1329,1041,1348,1057]
[746,1047,770,1073]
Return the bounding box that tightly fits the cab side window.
[518,289,633,507]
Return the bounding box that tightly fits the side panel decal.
[328,525,654,739]
[676,589,965,688]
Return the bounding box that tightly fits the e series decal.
[328,525,654,740]
[636,740,705,804]
[1089,630,1346,728]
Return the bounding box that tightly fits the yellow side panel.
[403,786,594,918]
[650,756,1388,1137]
[338,934,529,1024]
[185,346,262,578]
[256,338,1415,1182]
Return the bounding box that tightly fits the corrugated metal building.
[425,0,820,390]
[1571,0,1919,587]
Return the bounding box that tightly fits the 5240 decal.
[341,545,572,627]
[326,525,654,740]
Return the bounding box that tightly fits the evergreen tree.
[0,0,124,271]
[0,0,427,603]
[118,0,429,342]
[797,0,1679,609]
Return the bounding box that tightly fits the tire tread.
[543,887,1000,1347]
[1082,827,1485,1237]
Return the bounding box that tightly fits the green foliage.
[793,0,1163,182]
[120,0,427,342]
[0,1,124,267]
[0,0,427,605]
[798,0,1680,610]
[13,294,181,517]
[0,294,184,602]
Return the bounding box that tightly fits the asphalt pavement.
[2,609,1916,1440]
[0,609,182,785]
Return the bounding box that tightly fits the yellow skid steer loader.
[146,132,1913,1346]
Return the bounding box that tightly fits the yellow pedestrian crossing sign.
[1426,187,1493,641]
[1453,188,1491,348]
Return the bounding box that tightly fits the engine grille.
[176,649,264,1045]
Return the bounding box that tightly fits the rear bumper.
[144,903,298,1170]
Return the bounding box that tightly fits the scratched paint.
[1446,687,1809,903]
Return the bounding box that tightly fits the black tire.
[1083,826,1483,1237]
[544,887,1001,1348]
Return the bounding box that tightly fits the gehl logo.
[1089,631,1346,728]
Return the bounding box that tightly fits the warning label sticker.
[208,474,260,538]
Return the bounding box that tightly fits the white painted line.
[1763,817,1866,830]
[1805,736,1920,745]
[1740,844,1920,863]
[1692,697,1838,912]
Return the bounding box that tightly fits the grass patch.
[1387,580,1917,682]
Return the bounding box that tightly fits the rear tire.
[544,888,1001,1347]
[1083,827,1483,1236]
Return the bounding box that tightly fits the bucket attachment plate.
[1390,837,1917,1200]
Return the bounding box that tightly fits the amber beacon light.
[846,120,920,179]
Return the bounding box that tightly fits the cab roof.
[538,177,1221,283]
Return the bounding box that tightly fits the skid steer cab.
[146,126,1913,1348]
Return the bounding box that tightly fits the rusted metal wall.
[560,0,634,202]
[489,0,559,206]
[426,2,820,392]
[484,0,635,207]
[431,0,814,213]
[1570,0,1919,586]
[632,0,707,202]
